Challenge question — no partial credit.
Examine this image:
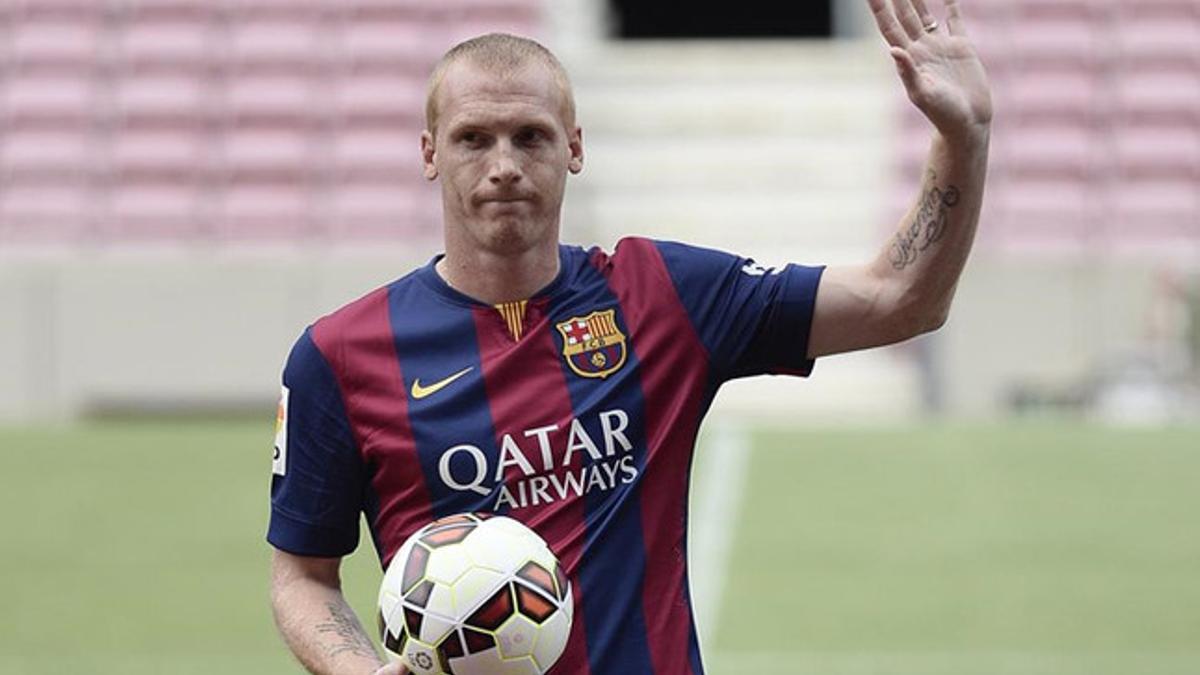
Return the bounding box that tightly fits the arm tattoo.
[315,601,379,660]
[889,170,962,270]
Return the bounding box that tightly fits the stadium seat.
[1115,71,1200,124]
[1,74,94,129]
[1113,125,1200,180]
[219,129,315,182]
[102,183,205,240]
[224,74,325,128]
[6,19,103,70]
[109,130,211,182]
[1115,18,1200,70]
[328,182,440,241]
[215,184,315,240]
[330,129,423,180]
[115,19,214,73]
[0,184,93,243]
[226,18,328,71]
[111,74,214,126]
[992,178,1097,250]
[1,129,93,183]
[1004,69,1104,124]
[1001,124,1101,180]
[1011,19,1105,69]
[1108,179,1199,247]
[339,19,444,74]
[331,74,426,127]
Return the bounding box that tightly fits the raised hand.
[868,0,993,141]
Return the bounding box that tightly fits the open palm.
[868,0,993,138]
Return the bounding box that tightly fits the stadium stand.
[0,0,540,248]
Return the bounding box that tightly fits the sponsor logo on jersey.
[436,408,640,511]
[555,309,627,379]
[273,385,289,476]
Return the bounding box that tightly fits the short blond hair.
[425,33,576,134]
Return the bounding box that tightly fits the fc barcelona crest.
[555,309,627,379]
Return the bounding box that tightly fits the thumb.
[373,662,408,675]
[890,47,920,93]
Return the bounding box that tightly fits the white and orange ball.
[378,513,573,675]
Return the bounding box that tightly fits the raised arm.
[270,549,407,675]
[808,0,992,358]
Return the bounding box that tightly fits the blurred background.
[1,0,1197,673]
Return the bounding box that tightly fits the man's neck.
[436,244,560,305]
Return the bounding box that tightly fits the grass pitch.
[0,420,1196,674]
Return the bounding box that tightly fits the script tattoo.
[889,170,961,270]
[315,601,378,660]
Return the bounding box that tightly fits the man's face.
[422,61,583,256]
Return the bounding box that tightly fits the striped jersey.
[268,237,824,674]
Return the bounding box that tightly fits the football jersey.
[269,236,824,675]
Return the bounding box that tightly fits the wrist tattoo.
[315,601,379,661]
[889,169,961,270]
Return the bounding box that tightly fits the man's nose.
[487,142,522,185]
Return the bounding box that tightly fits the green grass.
[0,420,1197,674]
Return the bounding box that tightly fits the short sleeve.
[267,327,365,557]
[654,240,824,381]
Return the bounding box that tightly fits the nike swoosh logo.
[411,367,473,400]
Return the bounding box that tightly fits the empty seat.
[330,129,422,179]
[331,74,426,126]
[1107,179,1199,245]
[1001,125,1102,179]
[1,130,93,182]
[0,185,92,243]
[109,130,211,180]
[224,75,324,127]
[994,178,1098,248]
[1113,125,1200,180]
[2,75,94,127]
[115,19,214,72]
[1115,71,1200,124]
[339,19,444,73]
[1115,18,1200,70]
[1005,69,1105,124]
[219,130,315,180]
[7,20,103,69]
[328,182,439,241]
[102,183,205,240]
[225,19,328,71]
[111,75,214,126]
[1011,19,1104,68]
[215,184,314,240]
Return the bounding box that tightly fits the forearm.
[271,568,385,675]
[877,124,990,332]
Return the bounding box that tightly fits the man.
[268,0,991,672]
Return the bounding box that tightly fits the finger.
[867,0,911,48]
[910,0,937,29]
[892,0,927,41]
[890,47,921,94]
[944,0,968,36]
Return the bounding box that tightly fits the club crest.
[555,309,627,379]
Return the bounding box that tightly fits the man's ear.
[568,126,584,174]
[421,130,438,180]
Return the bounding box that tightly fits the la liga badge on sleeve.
[555,308,627,379]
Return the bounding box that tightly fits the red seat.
[115,19,214,73]
[1,74,94,129]
[331,74,426,127]
[331,129,423,180]
[7,19,103,69]
[111,74,214,126]
[102,183,205,241]
[1114,125,1200,180]
[328,182,440,241]
[214,184,314,240]
[1,129,92,182]
[225,74,325,127]
[0,184,92,244]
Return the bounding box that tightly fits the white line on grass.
[691,420,752,651]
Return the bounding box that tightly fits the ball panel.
[403,543,431,594]
[530,608,570,672]
[425,544,473,585]
[465,583,514,631]
[514,583,557,623]
[494,613,539,659]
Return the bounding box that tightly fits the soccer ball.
[377,513,573,675]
